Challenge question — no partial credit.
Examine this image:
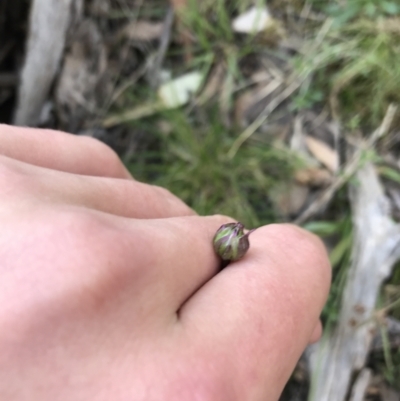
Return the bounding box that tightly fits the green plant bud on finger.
[213,222,253,262]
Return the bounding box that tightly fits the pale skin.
[0,124,331,401]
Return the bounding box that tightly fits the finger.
[12,211,232,322]
[124,215,234,311]
[1,155,194,218]
[0,124,131,179]
[179,224,331,400]
[309,320,323,344]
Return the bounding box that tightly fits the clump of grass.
[326,0,400,25]
[376,263,400,387]
[178,0,254,50]
[296,8,400,372]
[294,14,400,130]
[109,0,299,228]
[127,105,297,227]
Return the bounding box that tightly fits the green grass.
[328,0,400,24]
[111,0,301,227]
[305,214,353,324]
[294,14,400,129]
[375,279,400,388]
[292,2,400,343]
[126,105,297,227]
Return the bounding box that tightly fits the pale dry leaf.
[103,103,162,127]
[235,89,256,127]
[291,115,325,167]
[295,167,333,187]
[252,78,282,103]
[234,78,281,127]
[250,70,273,84]
[305,135,339,172]
[119,20,164,42]
[232,6,274,34]
[291,115,308,153]
[158,71,203,108]
[270,182,309,217]
[169,0,187,11]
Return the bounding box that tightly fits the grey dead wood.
[13,0,83,126]
[307,160,400,401]
[348,368,372,401]
[55,19,107,132]
[295,105,397,225]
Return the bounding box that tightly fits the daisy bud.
[213,222,252,262]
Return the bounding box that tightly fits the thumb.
[180,224,331,400]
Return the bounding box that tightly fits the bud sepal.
[213,222,255,264]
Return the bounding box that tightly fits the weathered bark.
[308,162,400,401]
[13,0,83,126]
[349,368,371,401]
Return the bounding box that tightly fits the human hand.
[0,125,331,401]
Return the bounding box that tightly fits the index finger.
[180,224,331,400]
[0,124,131,179]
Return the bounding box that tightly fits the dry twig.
[294,105,398,224]
[227,77,301,159]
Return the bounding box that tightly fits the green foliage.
[291,87,324,111]
[113,0,297,229]
[327,0,400,25]
[378,165,400,184]
[375,266,400,387]
[179,0,254,52]
[127,106,296,227]
[305,216,353,324]
[392,263,400,288]
[379,323,398,386]
[389,348,400,389]
[294,12,400,129]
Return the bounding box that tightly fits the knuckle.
[152,185,194,216]
[0,156,32,198]
[54,210,113,256]
[80,136,125,176]
[39,210,128,297]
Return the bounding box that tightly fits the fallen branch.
[349,368,372,401]
[307,154,400,401]
[13,0,83,126]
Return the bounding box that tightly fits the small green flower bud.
[213,222,252,262]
